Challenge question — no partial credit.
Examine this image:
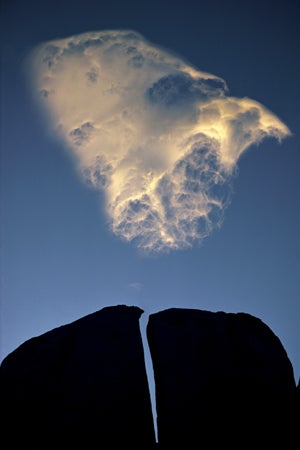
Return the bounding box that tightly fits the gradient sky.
[1,0,299,427]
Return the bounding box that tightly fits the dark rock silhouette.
[1,305,298,449]
[147,308,297,449]
[0,305,156,449]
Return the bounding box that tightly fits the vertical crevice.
[139,311,158,443]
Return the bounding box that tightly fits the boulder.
[1,305,298,449]
[147,308,297,449]
[0,305,156,449]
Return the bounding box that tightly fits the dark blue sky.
[1,0,299,412]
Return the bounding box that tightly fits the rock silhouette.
[147,308,297,449]
[1,305,298,449]
[0,305,156,449]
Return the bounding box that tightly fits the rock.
[1,305,298,449]
[147,308,297,449]
[0,305,156,449]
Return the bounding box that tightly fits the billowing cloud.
[29,30,291,253]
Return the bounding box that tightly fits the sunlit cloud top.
[30,29,291,253]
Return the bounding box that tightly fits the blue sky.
[1,0,299,422]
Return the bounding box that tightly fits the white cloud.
[128,282,144,291]
[30,30,291,253]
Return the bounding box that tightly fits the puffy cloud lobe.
[30,30,291,253]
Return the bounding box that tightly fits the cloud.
[29,30,291,254]
[128,282,144,291]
